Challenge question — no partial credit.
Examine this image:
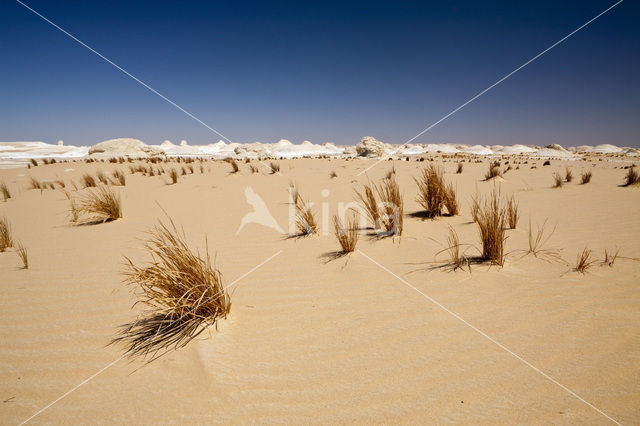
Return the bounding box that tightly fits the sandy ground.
[0,156,639,424]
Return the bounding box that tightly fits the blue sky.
[1,0,638,147]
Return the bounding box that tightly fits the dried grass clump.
[225,158,239,174]
[456,163,463,174]
[28,176,42,190]
[552,173,563,188]
[355,183,379,229]
[113,217,230,360]
[30,159,38,167]
[330,171,338,178]
[476,190,506,265]
[415,165,446,217]
[16,241,28,269]
[0,215,13,252]
[112,169,126,186]
[443,183,458,216]
[470,194,480,223]
[294,193,318,236]
[270,162,280,174]
[96,171,109,185]
[506,195,519,229]
[574,247,597,274]
[82,173,97,188]
[333,213,359,253]
[623,166,639,186]
[580,171,592,184]
[249,165,259,174]
[376,177,403,236]
[76,186,122,223]
[1,182,10,201]
[484,162,502,180]
[169,168,179,184]
[602,248,619,267]
[565,167,573,183]
[437,226,468,271]
[521,219,563,263]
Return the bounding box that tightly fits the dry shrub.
[1,182,10,201]
[76,186,122,223]
[376,177,403,236]
[294,193,318,236]
[384,166,396,180]
[0,215,13,252]
[113,217,230,360]
[506,195,519,229]
[543,160,551,166]
[580,171,592,184]
[456,163,463,174]
[574,247,597,274]
[603,248,619,267]
[112,169,126,186]
[16,241,28,269]
[476,190,506,265]
[333,212,359,253]
[565,167,573,183]
[552,173,563,188]
[355,183,379,229]
[169,168,179,184]
[181,166,187,176]
[82,173,97,188]
[484,162,502,180]
[623,166,639,186]
[270,162,280,174]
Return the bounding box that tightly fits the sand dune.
[0,155,639,423]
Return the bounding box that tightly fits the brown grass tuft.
[1,182,10,201]
[506,195,519,229]
[456,163,463,174]
[226,158,239,174]
[112,169,126,186]
[414,165,447,217]
[329,171,338,178]
[0,215,13,252]
[623,166,639,186]
[96,171,109,185]
[522,219,563,263]
[355,183,380,229]
[249,165,259,174]
[484,162,502,180]
[169,168,179,184]
[552,172,563,188]
[270,162,280,174]
[580,171,592,184]
[16,241,28,269]
[565,167,573,183]
[376,177,403,236]
[294,193,318,236]
[574,247,597,274]
[113,217,230,360]
[76,186,122,223]
[476,190,506,265]
[28,176,42,190]
[602,248,619,267]
[333,212,359,253]
[82,173,97,188]
[436,226,468,271]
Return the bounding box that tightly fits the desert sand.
[0,154,639,424]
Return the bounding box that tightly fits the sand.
[0,156,639,423]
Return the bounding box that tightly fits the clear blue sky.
[1,0,638,147]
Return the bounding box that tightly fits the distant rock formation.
[88,138,164,158]
[234,143,268,158]
[355,136,387,157]
[57,140,64,146]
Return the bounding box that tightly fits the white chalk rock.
[88,138,164,158]
[355,136,387,157]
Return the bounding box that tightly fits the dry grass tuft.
[415,165,446,217]
[565,167,573,183]
[329,171,338,178]
[76,186,122,223]
[96,171,109,185]
[28,176,42,190]
[249,165,259,174]
[82,173,97,188]
[0,215,13,252]
[376,177,403,236]
[552,173,563,188]
[113,217,230,360]
[623,166,639,186]
[225,158,239,174]
[112,169,126,186]
[580,171,592,184]
[169,168,179,184]
[355,183,380,229]
[484,162,502,180]
[16,241,28,269]
[294,193,318,236]
[476,190,506,265]
[522,219,563,263]
[574,247,597,274]
[506,195,519,229]
[456,163,463,174]
[333,212,359,253]
[436,226,468,271]
[602,248,619,267]
[270,162,280,174]
[1,182,10,201]
[469,194,480,223]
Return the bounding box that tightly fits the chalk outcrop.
[88,138,164,158]
[355,136,387,157]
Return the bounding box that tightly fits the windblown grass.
[415,165,446,217]
[355,183,379,229]
[574,247,597,274]
[456,163,463,174]
[76,186,122,223]
[112,169,126,186]
[294,193,318,236]
[112,217,230,360]
[82,173,97,188]
[249,165,259,174]
[552,173,563,188]
[476,190,506,265]
[603,248,619,267]
[506,195,519,229]
[435,226,468,271]
[96,171,109,185]
[0,215,13,252]
[376,176,403,236]
[169,168,179,184]
[16,241,28,269]
[1,182,10,201]
[521,219,563,263]
[225,158,239,174]
[470,194,480,223]
[565,167,573,183]
[581,171,592,184]
[333,212,359,253]
[270,162,280,174]
[623,166,639,186]
[28,176,42,190]
[484,162,502,180]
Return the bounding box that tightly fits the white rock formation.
[355,136,387,157]
[234,143,268,158]
[88,138,164,158]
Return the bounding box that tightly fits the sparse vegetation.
[506,195,519,229]
[456,163,463,174]
[249,165,259,174]
[113,217,230,359]
[523,219,563,263]
[0,215,13,252]
[16,241,28,269]
[552,173,563,188]
[270,162,280,174]
[76,186,122,223]
[543,160,551,166]
[355,183,380,229]
[414,165,456,217]
[565,167,573,183]
[623,166,639,186]
[574,247,597,274]
[1,182,10,201]
[330,171,338,178]
[169,168,179,184]
[225,158,239,174]
[28,176,42,190]
[376,177,403,236]
[96,171,109,185]
[82,173,97,188]
[437,226,467,271]
[112,170,126,186]
[333,212,359,253]
[294,192,318,236]
[603,248,619,267]
[476,190,506,265]
[580,171,592,184]
[484,162,502,180]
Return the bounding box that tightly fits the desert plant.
[580,171,592,184]
[270,162,280,174]
[543,160,551,166]
[54,179,65,189]
[484,162,502,180]
[169,168,179,184]
[30,159,38,167]
[96,171,109,185]
[28,176,42,190]
[469,194,480,223]
[552,173,563,188]
[82,173,97,188]
[113,217,230,359]
[456,163,463,174]
[565,167,573,183]
[384,166,396,180]
[506,195,519,229]
[16,241,28,269]
[522,219,563,263]
[443,183,458,216]
[415,165,447,217]
[329,171,338,178]
[1,182,10,201]
[69,200,79,222]
[76,186,122,223]
[249,165,259,174]
[436,226,467,271]
[333,212,359,253]
[181,166,187,176]
[0,215,13,252]
[574,247,596,274]
[476,190,506,265]
[376,177,403,236]
[602,248,620,267]
[355,183,380,229]
[112,169,126,186]
[294,194,318,236]
[288,183,299,205]
[623,166,639,186]
[226,158,239,174]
